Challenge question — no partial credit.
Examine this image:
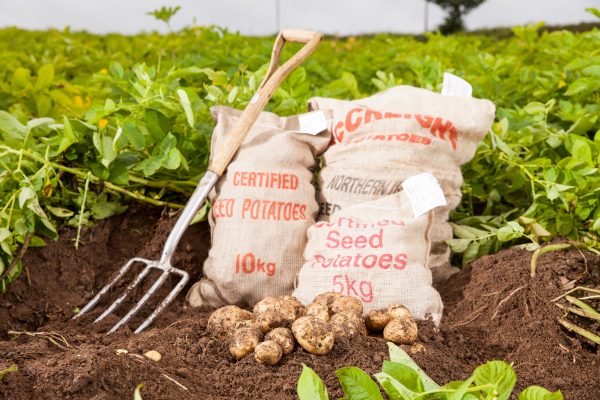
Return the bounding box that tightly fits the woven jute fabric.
[309,86,495,282]
[187,106,331,309]
[293,191,443,322]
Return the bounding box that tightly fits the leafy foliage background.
[0,21,599,290]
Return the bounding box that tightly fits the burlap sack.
[292,190,443,322]
[186,106,331,309]
[309,86,495,282]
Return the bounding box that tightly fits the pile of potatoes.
[207,292,419,366]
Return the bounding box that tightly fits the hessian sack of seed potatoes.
[308,82,495,283]
[293,173,445,322]
[186,106,331,309]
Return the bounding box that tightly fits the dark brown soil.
[0,207,598,399]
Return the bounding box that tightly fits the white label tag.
[249,93,259,104]
[441,72,472,98]
[401,173,447,218]
[298,111,328,135]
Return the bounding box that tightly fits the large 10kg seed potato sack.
[186,106,331,309]
[309,86,494,282]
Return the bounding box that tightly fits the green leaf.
[177,89,194,128]
[446,238,472,253]
[586,7,600,19]
[108,161,129,185]
[336,367,382,400]
[109,62,124,79]
[381,361,424,393]
[46,206,74,218]
[297,364,329,400]
[18,187,35,208]
[122,121,145,150]
[93,131,117,168]
[447,376,476,400]
[135,157,162,177]
[0,227,10,242]
[35,64,54,91]
[473,361,516,400]
[518,386,563,400]
[565,77,597,96]
[387,344,439,391]
[374,372,414,400]
[0,110,27,142]
[12,67,32,89]
[57,116,78,154]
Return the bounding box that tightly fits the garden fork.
[73,29,323,334]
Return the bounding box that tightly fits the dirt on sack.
[0,206,599,400]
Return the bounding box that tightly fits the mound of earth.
[0,206,598,399]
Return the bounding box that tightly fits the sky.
[0,0,598,35]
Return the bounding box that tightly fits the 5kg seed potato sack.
[187,106,331,308]
[309,86,495,282]
[292,189,443,322]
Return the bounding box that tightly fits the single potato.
[255,310,285,334]
[253,296,296,321]
[364,309,391,333]
[330,310,367,338]
[229,326,262,359]
[282,295,307,319]
[232,319,256,331]
[312,292,342,310]
[383,318,418,345]
[254,340,283,366]
[331,296,363,316]
[292,316,335,355]
[388,304,412,321]
[265,327,295,355]
[306,302,330,322]
[208,305,253,336]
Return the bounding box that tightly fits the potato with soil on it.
[265,327,295,355]
[232,319,257,331]
[330,310,367,338]
[291,316,335,355]
[365,309,391,333]
[208,305,253,336]
[254,340,283,365]
[306,302,330,322]
[383,318,418,345]
[331,296,363,316]
[312,291,342,309]
[229,326,262,359]
[253,296,296,321]
[388,304,412,321]
[282,295,307,319]
[255,310,286,334]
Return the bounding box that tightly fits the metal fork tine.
[94,263,153,323]
[74,257,145,319]
[107,269,170,334]
[134,268,189,334]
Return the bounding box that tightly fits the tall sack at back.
[187,106,331,308]
[309,85,495,282]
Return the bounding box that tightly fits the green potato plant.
[0,9,600,290]
[297,343,563,400]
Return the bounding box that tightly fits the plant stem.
[565,296,600,316]
[530,243,572,277]
[75,172,91,250]
[0,146,184,209]
[558,318,600,345]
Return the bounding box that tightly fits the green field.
[0,20,599,290]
